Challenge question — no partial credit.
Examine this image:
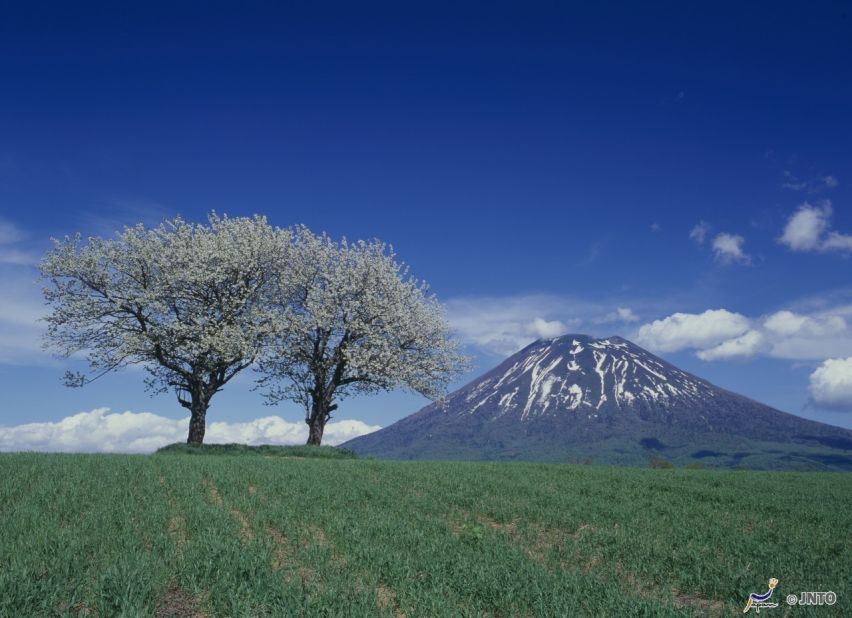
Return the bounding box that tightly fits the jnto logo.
[743,578,779,613]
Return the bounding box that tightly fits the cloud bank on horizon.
[0,408,381,454]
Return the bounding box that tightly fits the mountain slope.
[342,335,852,470]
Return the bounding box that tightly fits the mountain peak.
[537,333,629,348]
[476,333,709,420]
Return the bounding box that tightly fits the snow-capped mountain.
[343,335,852,470]
[457,335,719,421]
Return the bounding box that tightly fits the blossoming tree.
[259,227,468,446]
[40,214,292,444]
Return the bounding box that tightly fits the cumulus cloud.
[636,306,852,361]
[809,358,852,412]
[779,201,852,253]
[764,310,846,337]
[596,307,639,324]
[711,232,751,265]
[530,317,568,339]
[764,309,851,360]
[779,202,832,250]
[696,330,765,360]
[689,221,711,245]
[689,223,751,265]
[0,408,381,453]
[635,309,751,353]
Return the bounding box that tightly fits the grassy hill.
[1,451,849,616]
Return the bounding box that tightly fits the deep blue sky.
[2,2,852,447]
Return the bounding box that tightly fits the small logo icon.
[744,578,779,613]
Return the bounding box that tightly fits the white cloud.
[782,171,839,193]
[597,307,639,323]
[764,310,846,337]
[696,330,765,360]
[781,170,807,191]
[823,175,840,189]
[763,308,851,360]
[0,248,37,266]
[637,306,852,362]
[779,202,832,251]
[0,219,66,363]
[0,219,25,245]
[446,296,653,356]
[779,201,852,253]
[689,221,711,245]
[0,408,381,453]
[530,317,568,339]
[809,358,852,411]
[635,309,751,353]
[822,231,852,253]
[446,295,586,356]
[82,197,173,238]
[0,219,36,265]
[711,232,751,265]
[614,307,639,322]
[0,272,47,364]
[689,223,751,265]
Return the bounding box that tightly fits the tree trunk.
[307,418,324,446]
[186,393,209,445]
[305,394,336,446]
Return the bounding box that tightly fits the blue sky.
[2,2,852,450]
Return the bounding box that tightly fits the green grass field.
[1,449,849,617]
